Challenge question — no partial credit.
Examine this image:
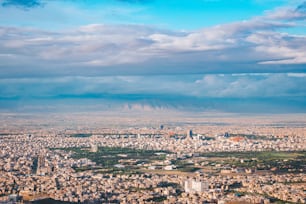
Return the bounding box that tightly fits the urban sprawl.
[0,114,305,204]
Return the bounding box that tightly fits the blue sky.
[0,0,302,30]
[0,0,306,113]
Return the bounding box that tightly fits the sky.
[0,0,306,113]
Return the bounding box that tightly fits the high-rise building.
[90,144,98,152]
[160,125,164,130]
[184,179,209,193]
[90,136,98,152]
[187,129,193,138]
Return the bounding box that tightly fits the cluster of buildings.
[0,117,305,203]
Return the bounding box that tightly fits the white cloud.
[191,73,306,97]
[264,1,306,21]
[247,32,306,64]
[0,2,306,78]
[1,74,305,99]
[287,72,306,77]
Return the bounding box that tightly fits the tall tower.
[90,137,98,152]
[160,125,164,130]
[188,129,193,138]
[91,144,98,152]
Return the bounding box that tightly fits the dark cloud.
[0,0,152,9]
[0,74,305,100]
[1,0,42,8]
[116,0,153,3]
[295,1,306,13]
[1,74,306,113]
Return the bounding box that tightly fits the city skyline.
[1,2,306,202]
[1,0,306,113]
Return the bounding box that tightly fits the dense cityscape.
[1,0,306,203]
[0,113,305,203]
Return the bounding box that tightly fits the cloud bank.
[1,73,305,113]
[1,2,306,78]
[1,0,42,8]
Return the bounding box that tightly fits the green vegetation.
[128,186,154,192]
[230,134,277,141]
[54,146,169,173]
[172,160,201,172]
[95,168,143,175]
[231,190,298,204]
[200,151,305,160]
[200,151,306,173]
[157,182,180,188]
[202,136,215,140]
[69,133,92,138]
[146,196,167,202]
[31,198,75,204]
[179,166,201,172]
